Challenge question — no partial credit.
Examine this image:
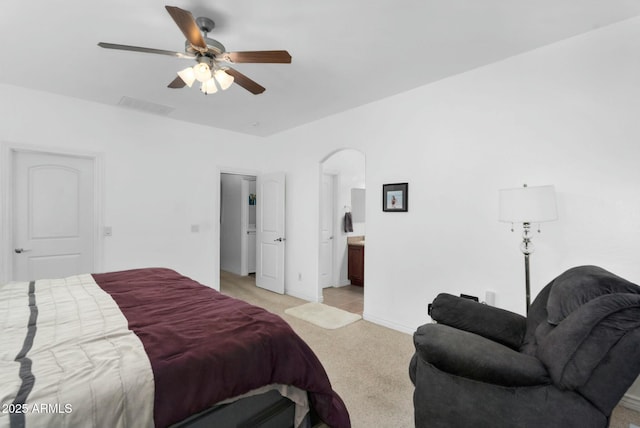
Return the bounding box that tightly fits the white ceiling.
[2,1,640,137]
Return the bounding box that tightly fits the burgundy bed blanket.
[92,268,350,428]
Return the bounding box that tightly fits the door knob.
[274,237,286,242]
[14,248,31,254]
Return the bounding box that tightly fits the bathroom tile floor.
[323,284,364,315]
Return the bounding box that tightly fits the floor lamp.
[499,184,558,313]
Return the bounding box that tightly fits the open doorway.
[319,149,366,314]
[220,173,256,277]
[219,170,286,295]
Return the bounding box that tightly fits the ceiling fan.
[98,5,291,95]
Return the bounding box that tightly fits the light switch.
[191,224,200,233]
[104,226,112,237]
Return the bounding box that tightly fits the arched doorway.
[319,149,366,314]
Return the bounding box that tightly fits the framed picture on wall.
[382,183,408,212]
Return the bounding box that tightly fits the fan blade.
[98,42,195,59]
[168,76,186,88]
[165,6,207,51]
[224,68,266,94]
[219,50,292,64]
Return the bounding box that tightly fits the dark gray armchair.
[409,265,640,428]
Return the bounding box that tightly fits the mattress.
[0,268,350,428]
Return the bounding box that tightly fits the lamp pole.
[520,222,533,314]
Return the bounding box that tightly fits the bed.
[0,268,350,428]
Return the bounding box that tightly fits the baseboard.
[620,393,640,412]
[362,311,414,335]
[322,280,351,288]
[285,288,320,303]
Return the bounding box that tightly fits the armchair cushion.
[413,323,550,387]
[538,293,640,389]
[431,293,526,349]
[547,265,640,325]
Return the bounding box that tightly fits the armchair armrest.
[413,323,550,387]
[431,293,527,349]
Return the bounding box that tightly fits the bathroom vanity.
[347,236,365,287]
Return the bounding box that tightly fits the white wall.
[2,16,640,338]
[0,85,269,288]
[269,16,640,333]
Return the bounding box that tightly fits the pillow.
[546,265,640,325]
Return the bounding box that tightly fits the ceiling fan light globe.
[214,70,234,90]
[193,62,212,83]
[177,67,196,87]
[201,78,218,95]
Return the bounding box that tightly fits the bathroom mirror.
[351,188,366,222]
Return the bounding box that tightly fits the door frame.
[218,166,260,286]
[318,148,366,303]
[0,143,105,284]
[217,167,285,294]
[319,171,338,292]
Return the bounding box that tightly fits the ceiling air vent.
[117,96,174,116]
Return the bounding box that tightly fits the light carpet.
[220,270,640,428]
[285,302,362,329]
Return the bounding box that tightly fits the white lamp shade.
[201,78,218,94]
[214,69,234,90]
[193,63,212,83]
[499,185,558,223]
[177,67,196,87]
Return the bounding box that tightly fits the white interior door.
[256,172,285,294]
[319,173,335,288]
[12,151,96,281]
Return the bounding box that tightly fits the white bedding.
[0,275,154,428]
